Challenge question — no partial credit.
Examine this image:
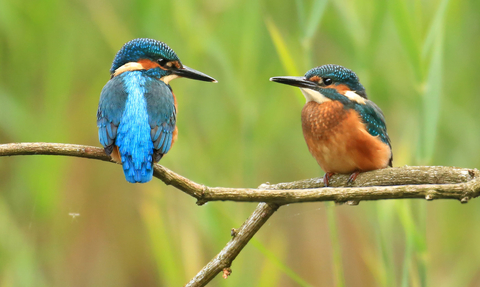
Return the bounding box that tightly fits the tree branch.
[202,166,480,204]
[2,142,479,286]
[1,143,478,205]
[185,167,480,286]
[184,202,280,286]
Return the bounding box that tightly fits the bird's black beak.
[269,76,317,90]
[173,65,217,83]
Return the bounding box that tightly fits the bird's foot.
[323,172,335,187]
[110,146,122,164]
[347,171,361,184]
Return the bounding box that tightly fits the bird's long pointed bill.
[269,76,317,89]
[173,66,217,83]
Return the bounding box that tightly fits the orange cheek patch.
[309,76,321,82]
[167,61,181,69]
[332,83,350,94]
[137,59,161,70]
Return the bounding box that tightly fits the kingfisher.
[97,38,216,183]
[270,64,392,186]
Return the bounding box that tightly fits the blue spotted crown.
[305,64,365,93]
[110,38,180,74]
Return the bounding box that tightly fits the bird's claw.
[323,172,334,187]
[347,171,360,184]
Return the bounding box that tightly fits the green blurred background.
[1,0,479,286]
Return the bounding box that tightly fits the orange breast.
[301,101,391,174]
[171,92,178,147]
[111,145,122,164]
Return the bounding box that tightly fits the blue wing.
[144,78,176,162]
[97,72,176,183]
[354,100,393,166]
[97,75,176,160]
[97,76,127,154]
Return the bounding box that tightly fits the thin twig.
[184,202,279,287]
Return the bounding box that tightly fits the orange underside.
[171,92,178,147]
[111,146,121,163]
[301,101,391,174]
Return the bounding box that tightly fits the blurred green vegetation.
[0,0,479,286]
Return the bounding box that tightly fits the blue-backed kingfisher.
[270,64,392,186]
[97,38,216,183]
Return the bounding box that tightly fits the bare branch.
[203,167,480,204]
[185,202,279,287]
[0,142,111,161]
[2,142,480,286]
[0,142,206,199]
[184,168,480,286]
[1,143,478,205]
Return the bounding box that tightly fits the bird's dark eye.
[323,78,333,85]
[157,58,168,67]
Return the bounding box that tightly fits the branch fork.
[1,142,478,286]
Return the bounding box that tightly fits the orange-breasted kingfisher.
[97,38,216,183]
[270,64,392,186]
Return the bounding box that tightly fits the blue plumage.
[97,38,216,183]
[353,102,391,148]
[110,38,179,74]
[98,71,176,183]
[144,78,176,154]
[116,72,154,183]
[305,64,366,96]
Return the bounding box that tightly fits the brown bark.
[1,142,478,286]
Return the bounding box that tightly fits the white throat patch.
[160,74,179,84]
[344,90,366,105]
[114,62,144,77]
[300,88,331,104]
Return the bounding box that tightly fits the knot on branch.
[195,186,210,206]
[222,268,232,279]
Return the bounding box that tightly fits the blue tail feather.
[127,156,152,183]
[118,149,153,183]
[114,72,155,183]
